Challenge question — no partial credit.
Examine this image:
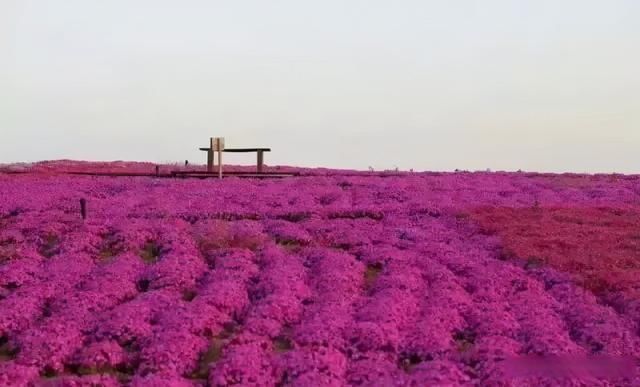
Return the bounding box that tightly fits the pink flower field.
[1,162,639,386]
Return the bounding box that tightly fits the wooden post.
[155,165,160,176]
[217,138,223,179]
[257,150,264,173]
[80,198,87,220]
[207,138,214,173]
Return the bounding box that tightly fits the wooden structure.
[199,138,271,175]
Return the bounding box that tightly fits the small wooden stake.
[155,165,160,176]
[80,198,87,220]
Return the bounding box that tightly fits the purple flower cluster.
[0,163,639,385]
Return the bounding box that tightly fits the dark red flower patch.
[469,206,640,297]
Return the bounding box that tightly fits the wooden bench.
[199,147,271,173]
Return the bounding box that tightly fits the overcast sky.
[1,1,639,172]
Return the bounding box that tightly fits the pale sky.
[1,1,639,172]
